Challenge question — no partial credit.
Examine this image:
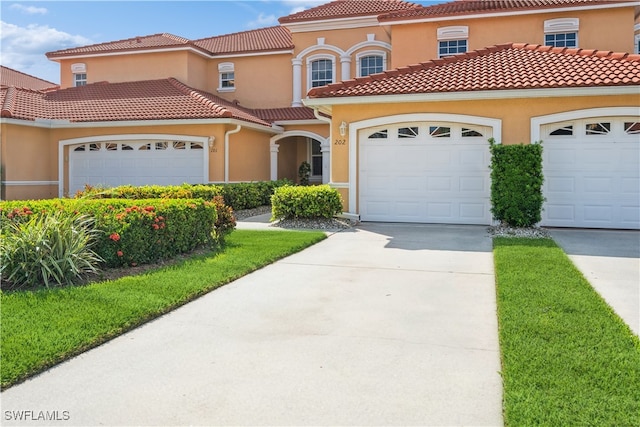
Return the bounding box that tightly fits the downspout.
[224,124,242,183]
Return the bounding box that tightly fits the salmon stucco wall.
[390,7,636,68]
[1,123,57,200]
[324,93,639,211]
[57,50,196,89]
[208,54,293,109]
[227,127,271,182]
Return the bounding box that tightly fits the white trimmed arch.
[270,131,330,182]
[348,113,502,215]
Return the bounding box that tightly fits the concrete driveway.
[547,228,640,336]
[1,223,502,426]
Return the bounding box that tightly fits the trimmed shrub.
[489,139,544,227]
[1,199,217,268]
[0,211,102,288]
[74,183,222,200]
[271,185,342,220]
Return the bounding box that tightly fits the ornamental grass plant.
[0,211,102,289]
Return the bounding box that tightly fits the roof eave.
[304,85,640,109]
[379,2,640,26]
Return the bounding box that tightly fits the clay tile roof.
[251,107,319,122]
[379,0,631,22]
[0,78,271,126]
[307,43,640,98]
[0,66,59,91]
[46,33,198,58]
[193,26,293,55]
[279,0,421,24]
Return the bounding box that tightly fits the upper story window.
[544,18,579,48]
[309,56,334,88]
[635,30,640,54]
[74,73,87,87]
[357,53,385,77]
[71,63,87,87]
[437,26,468,58]
[218,62,235,92]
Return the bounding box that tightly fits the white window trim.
[437,26,469,41]
[217,62,235,93]
[355,50,387,77]
[73,73,87,87]
[307,54,336,93]
[437,26,468,58]
[544,18,579,47]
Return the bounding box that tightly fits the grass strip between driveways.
[493,237,640,426]
[0,229,326,389]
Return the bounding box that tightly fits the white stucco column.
[340,55,351,81]
[270,142,279,181]
[321,138,330,184]
[292,58,303,107]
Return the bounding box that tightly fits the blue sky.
[1,0,442,84]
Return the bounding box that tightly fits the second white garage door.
[359,122,492,224]
[542,117,640,229]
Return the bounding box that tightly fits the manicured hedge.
[271,185,342,219]
[0,199,216,268]
[75,180,292,211]
[489,139,544,227]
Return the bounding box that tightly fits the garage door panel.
[360,122,491,224]
[542,117,639,229]
[69,140,205,194]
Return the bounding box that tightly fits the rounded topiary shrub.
[271,185,343,220]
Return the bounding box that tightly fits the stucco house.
[1,0,639,229]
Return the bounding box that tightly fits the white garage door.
[542,117,640,229]
[69,140,206,194]
[359,122,492,224]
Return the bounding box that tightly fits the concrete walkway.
[1,223,503,426]
[548,228,640,336]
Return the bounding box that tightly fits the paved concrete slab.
[548,228,640,336]
[2,223,502,426]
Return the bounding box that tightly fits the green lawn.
[494,237,640,426]
[1,229,326,389]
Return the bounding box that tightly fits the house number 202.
[334,139,346,145]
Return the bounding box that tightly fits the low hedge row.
[74,180,292,211]
[0,199,217,268]
[271,185,343,219]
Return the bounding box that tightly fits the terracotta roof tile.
[0,78,270,126]
[389,0,625,21]
[194,26,293,55]
[46,33,201,58]
[307,43,640,98]
[0,66,59,91]
[279,0,421,24]
[379,0,632,22]
[251,107,318,122]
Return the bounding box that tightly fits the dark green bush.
[271,185,343,220]
[489,139,544,227]
[1,199,216,268]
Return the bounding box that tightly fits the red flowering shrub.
[1,198,217,268]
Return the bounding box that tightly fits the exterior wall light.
[339,121,348,137]
[208,136,215,147]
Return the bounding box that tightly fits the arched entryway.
[270,131,329,184]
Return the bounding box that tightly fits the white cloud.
[247,12,278,29]
[281,0,325,14]
[9,4,48,15]
[0,21,91,83]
